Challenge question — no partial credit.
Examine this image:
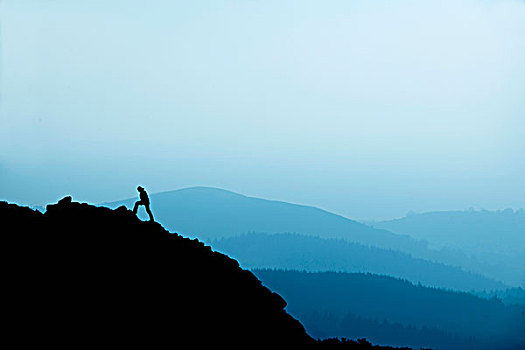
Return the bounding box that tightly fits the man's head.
[137,186,144,192]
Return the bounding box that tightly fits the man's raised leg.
[133,201,141,214]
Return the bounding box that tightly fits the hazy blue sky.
[1,0,524,220]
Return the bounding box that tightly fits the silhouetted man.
[133,186,154,222]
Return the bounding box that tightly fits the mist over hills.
[2,198,409,348]
[210,233,506,292]
[371,209,525,255]
[104,186,420,251]
[4,193,522,349]
[370,210,525,287]
[104,186,520,286]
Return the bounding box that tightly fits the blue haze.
[1,0,524,220]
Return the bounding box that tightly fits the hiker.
[133,186,154,222]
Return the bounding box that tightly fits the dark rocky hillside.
[1,198,408,349]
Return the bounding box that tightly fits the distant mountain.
[476,287,525,307]
[104,187,426,253]
[371,210,525,286]
[210,233,507,292]
[253,269,525,350]
[371,209,525,255]
[103,187,518,286]
[1,198,408,349]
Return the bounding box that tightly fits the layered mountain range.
[105,186,521,288]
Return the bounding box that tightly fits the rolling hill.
[371,209,525,255]
[210,233,507,292]
[253,269,525,350]
[371,210,525,286]
[104,186,424,252]
[103,187,516,286]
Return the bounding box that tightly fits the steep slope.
[210,233,506,291]
[1,198,406,348]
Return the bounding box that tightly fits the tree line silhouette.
[252,269,525,350]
